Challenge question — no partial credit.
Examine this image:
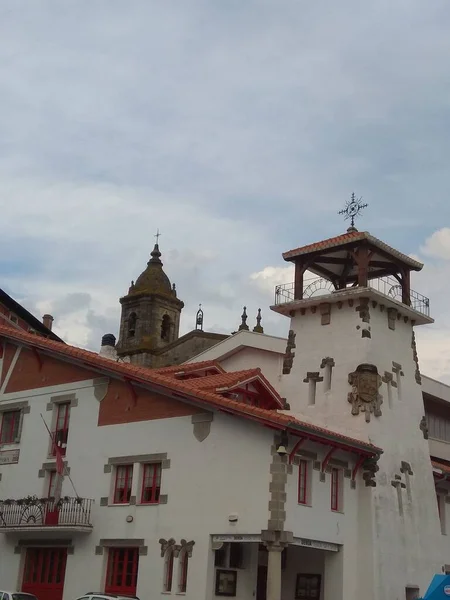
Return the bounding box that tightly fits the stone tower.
[272,227,442,600]
[116,243,184,367]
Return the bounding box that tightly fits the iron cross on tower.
[155,229,161,244]
[338,193,368,229]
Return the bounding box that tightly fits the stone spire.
[238,306,249,331]
[253,308,264,333]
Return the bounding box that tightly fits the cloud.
[0,1,450,381]
[420,228,450,260]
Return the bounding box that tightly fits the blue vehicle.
[420,574,450,599]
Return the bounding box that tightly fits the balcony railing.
[0,496,93,529]
[274,275,430,317]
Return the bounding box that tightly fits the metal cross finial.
[155,229,161,244]
[338,193,368,229]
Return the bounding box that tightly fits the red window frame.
[298,460,308,505]
[164,549,174,592]
[52,403,70,457]
[0,410,21,444]
[141,463,162,504]
[113,465,133,504]
[105,548,139,596]
[178,550,189,593]
[331,468,340,511]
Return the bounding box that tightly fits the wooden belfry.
[282,229,423,307]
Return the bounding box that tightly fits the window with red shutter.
[331,468,340,511]
[113,465,133,504]
[0,410,21,444]
[298,460,309,505]
[141,463,161,504]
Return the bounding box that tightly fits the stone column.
[261,530,292,600]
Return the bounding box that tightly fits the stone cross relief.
[303,372,323,406]
[391,462,414,515]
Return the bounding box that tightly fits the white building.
[0,226,449,600]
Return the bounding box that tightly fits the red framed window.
[178,551,189,593]
[48,471,57,498]
[298,460,308,505]
[163,549,174,592]
[105,548,139,596]
[52,403,70,457]
[114,465,133,504]
[141,463,161,504]
[331,468,340,511]
[0,410,21,444]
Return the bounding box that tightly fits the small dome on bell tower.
[115,234,184,367]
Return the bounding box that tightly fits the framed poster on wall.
[295,574,322,599]
[215,569,237,597]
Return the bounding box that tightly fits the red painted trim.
[352,455,366,480]
[288,438,305,464]
[106,548,139,595]
[321,447,336,472]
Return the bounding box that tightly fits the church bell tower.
[116,242,184,367]
[272,206,442,599]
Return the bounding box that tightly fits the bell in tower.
[116,235,184,367]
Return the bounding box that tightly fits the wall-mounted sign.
[292,538,338,552]
[0,449,20,465]
[211,534,338,553]
[212,534,261,544]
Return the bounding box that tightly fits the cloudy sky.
[1,1,450,381]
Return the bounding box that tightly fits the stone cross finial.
[238,306,249,331]
[253,308,264,333]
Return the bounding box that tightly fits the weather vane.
[338,193,368,229]
[155,229,161,244]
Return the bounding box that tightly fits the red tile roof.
[0,323,381,456]
[283,230,423,270]
[153,360,225,375]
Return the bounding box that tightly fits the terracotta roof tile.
[0,323,380,455]
[153,360,225,376]
[283,230,423,270]
[180,369,261,390]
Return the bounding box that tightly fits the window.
[105,548,139,596]
[427,413,450,442]
[47,470,57,498]
[52,403,70,456]
[214,543,244,569]
[178,550,189,593]
[298,460,309,505]
[141,463,161,504]
[128,313,137,338]
[163,548,174,592]
[113,465,133,504]
[0,410,21,444]
[161,314,171,340]
[9,314,18,324]
[331,468,341,512]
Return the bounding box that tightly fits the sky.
[1,1,450,381]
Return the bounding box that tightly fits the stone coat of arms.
[348,364,383,423]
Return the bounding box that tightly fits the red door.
[105,548,139,596]
[22,548,67,600]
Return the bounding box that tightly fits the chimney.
[42,314,54,331]
[99,334,117,360]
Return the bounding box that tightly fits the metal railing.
[0,496,93,528]
[274,275,430,317]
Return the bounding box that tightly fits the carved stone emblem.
[282,330,296,375]
[348,364,383,422]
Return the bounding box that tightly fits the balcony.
[0,496,93,534]
[274,275,430,317]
